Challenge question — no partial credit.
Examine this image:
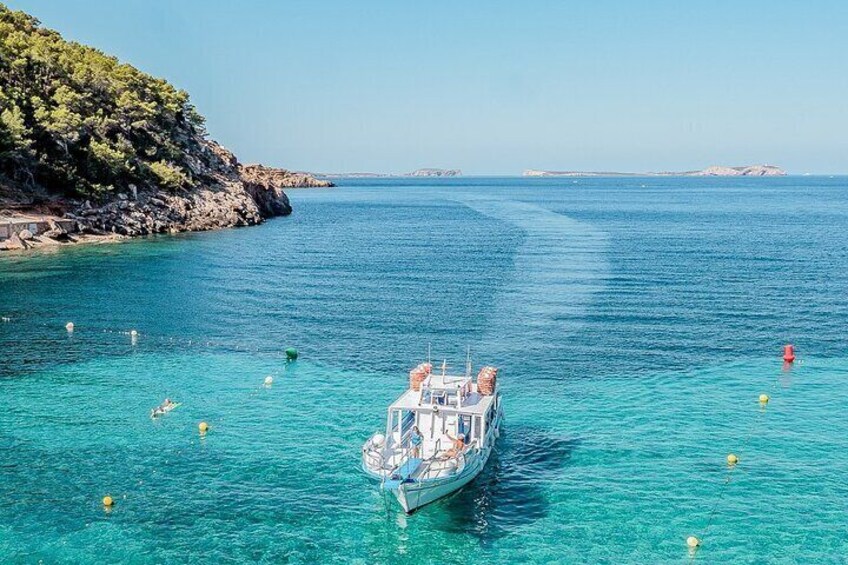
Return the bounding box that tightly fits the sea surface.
[2,176,848,563]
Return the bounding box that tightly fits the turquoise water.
[2,176,848,563]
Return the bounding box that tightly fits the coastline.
[1,148,332,254]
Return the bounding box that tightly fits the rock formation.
[57,142,332,238]
[0,4,333,250]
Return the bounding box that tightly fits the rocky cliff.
[0,4,332,250]
[1,139,332,246]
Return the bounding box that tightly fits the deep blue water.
[2,176,848,563]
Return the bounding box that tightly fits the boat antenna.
[465,345,472,378]
[427,343,431,365]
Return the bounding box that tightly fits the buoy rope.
[0,314,292,511]
[689,414,760,561]
[1,316,294,358]
[688,365,785,561]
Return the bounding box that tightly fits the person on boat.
[442,432,465,459]
[410,426,423,458]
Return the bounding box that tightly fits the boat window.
[473,416,482,441]
[458,415,471,438]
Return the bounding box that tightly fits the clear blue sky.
[8,0,848,174]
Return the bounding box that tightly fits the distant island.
[316,168,462,179]
[408,168,462,177]
[523,164,786,177]
[0,5,329,251]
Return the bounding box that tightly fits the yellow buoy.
[66,322,74,332]
[264,375,273,386]
[103,495,114,507]
[686,535,700,548]
[199,421,209,433]
[759,394,770,404]
[727,453,739,465]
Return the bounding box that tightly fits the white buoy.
[264,376,273,386]
[130,329,138,337]
[66,322,74,332]
[687,535,700,548]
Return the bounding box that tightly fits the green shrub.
[147,160,188,190]
[0,3,205,198]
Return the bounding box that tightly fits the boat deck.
[389,379,494,415]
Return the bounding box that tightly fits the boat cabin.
[385,370,500,458]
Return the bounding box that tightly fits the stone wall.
[0,217,76,240]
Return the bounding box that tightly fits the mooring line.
[688,354,793,561]
[1,313,294,512]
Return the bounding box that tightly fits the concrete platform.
[0,215,76,240]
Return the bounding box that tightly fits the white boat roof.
[389,372,495,415]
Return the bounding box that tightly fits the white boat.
[362,357,503,513]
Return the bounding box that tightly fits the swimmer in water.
[151,398,175,418]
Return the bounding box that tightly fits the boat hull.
[392,461,482,512]
[390,411,501,513]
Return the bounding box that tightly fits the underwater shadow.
[428,426,579,543]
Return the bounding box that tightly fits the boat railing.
[376,435,480,480]
[362,447,384,470]
[414,438,480,480]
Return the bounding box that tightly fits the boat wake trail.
[459,198,609,368]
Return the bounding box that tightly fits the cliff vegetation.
[0,4,330,249]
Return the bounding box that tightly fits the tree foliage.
[0,4,206,197]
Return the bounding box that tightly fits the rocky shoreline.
[0,141,332,252]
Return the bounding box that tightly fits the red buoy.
[783,344,795,363]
